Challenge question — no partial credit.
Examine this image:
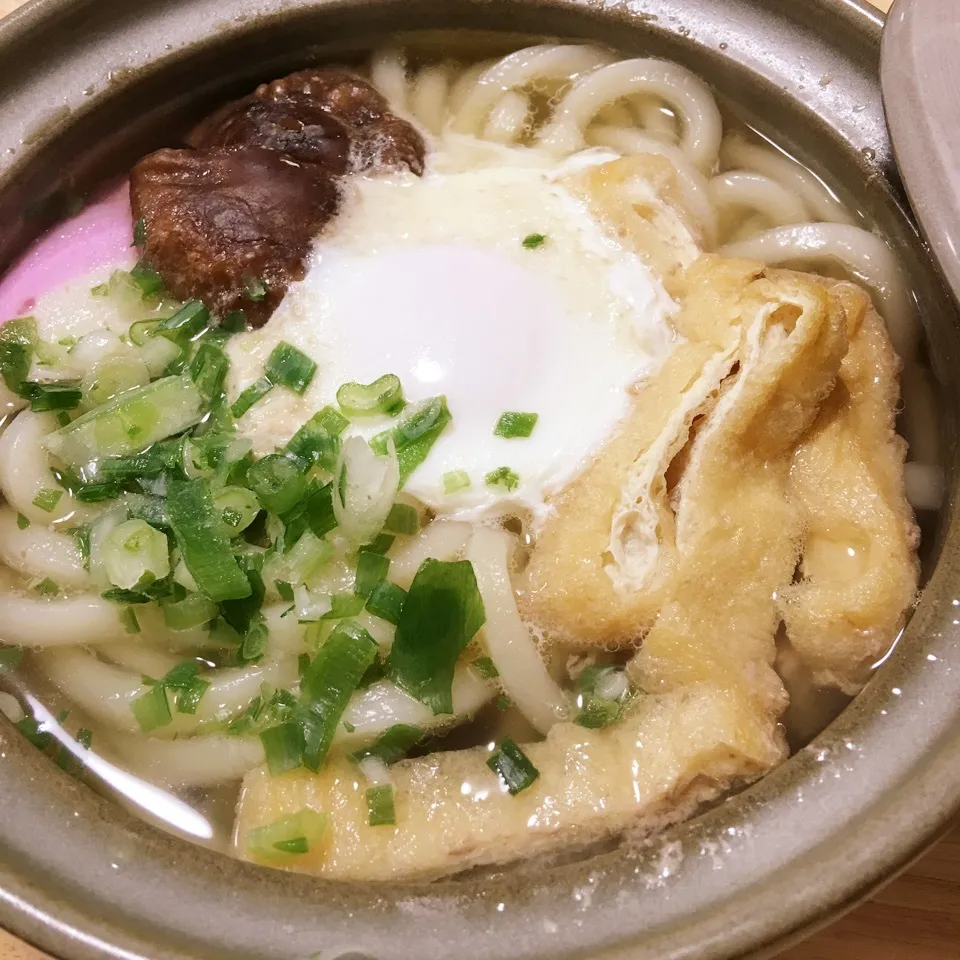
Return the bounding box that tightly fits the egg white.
[228,146,679,523]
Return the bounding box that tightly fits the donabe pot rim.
[0,1,958,960]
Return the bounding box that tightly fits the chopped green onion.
[133,217,147,246]
[15,513,30,530]
[76,727,93,750]
[485,466,520,492]
[366,784,396,827]
[219,566,266,636]
[522,233,547,249]
[319,592,365,620]
[50,465,121,504]
[442,470,471,494]
[336,374,404,418]
[73,526,90,569]
[34,578,59,596]
[19,381,83,412]
[17,715,53,750]
[155,300,209,340]
[246,809,327,860]
[299,621,379,770]
[131,683,172,732]
[101,518,170,590]
[574,694,623,729]
[43,375,207,469]
[285,406,348,472]
[263,531,333,589]
[213,485,261,536]
[298,480,338,539]
[370,396,451,487]
[0,317,37,393]
[119,607,140,635]
[472,656,499,680]
[384,502,419,535]
[240,616,269,663]
[266,342,317,395]
[189,341,229,400]
[82,354,151,407]
[495,693,512,711]
[31,488,63,512]
[247,454,308,515]
[275,580,295,602]
[243,275,268,302]
[486,737,539,795]
[160,660,210,715]
[130,259,165,299]
[90,283,109,297]
[167,478,252,602]
[365,580,406,625]
[387,559,486,715]
[162,594,219,631]
[349,723,422,765]
[129,319,159,346]
[493,411,538,439]
[355,550,390,599]
[231,376,274,418]
[365,532,395,555]
[222,310,248,333]
[260,721,304,775]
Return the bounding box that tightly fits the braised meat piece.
[130,147,340,326]
[188,94,351,175]
[130,66,426,328]
[253,68,426,175]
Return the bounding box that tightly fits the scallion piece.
[319,592,365,620]
[133,217,147,246]
[387,559,486,715]
[259,721,304,775]
[101,518,170,591]
[243,275,268,303]
[0,317,37,393]
[130,259,165,299]
[31,488,62,512]
[219,566,266,636]
[485,466,521,492]
[162,593,219,631]
[472,656,499,680]
[365,532,395,555]
[493,411,538,439]
[299,621,379,770]
[160,660,210,715]
[213,485,260,536]
[167,478,252,602]
[15,513,30,530]
[442,470,471,494]
[19,381,83,412]
[574,694,623,729]
[246,809,327,860]
[522,233,547,249]
[365,579,406,625]
[299,480,337,539]
[119,606,140,635]
[265,342,317,396]
[247,454,308,516]
[384,502,419,535]
[231,376,274,418]
[366,784,396,827]
[486,737,539,795]
[189,341,229,400]
[43,375,207,469]
[129,319,159,346]
[355,550,390,599]
[222,310,248,333]
[370,396,451,487]
[131,683,172,732]
[34,578,59,596]
[349,723,422,765]
[0,646,24,672]
[336,374,404,418]
[285,406,348,472]
[155,300,209,340]
[240,616,269,663]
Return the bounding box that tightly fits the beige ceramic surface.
[2,0,959,957]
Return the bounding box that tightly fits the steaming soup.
[0,40,926,879]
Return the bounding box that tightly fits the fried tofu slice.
[233,262,849,880]
[776,278,920,690]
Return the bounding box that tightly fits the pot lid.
[881,0,960,307]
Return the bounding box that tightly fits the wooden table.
[3,0,959,958]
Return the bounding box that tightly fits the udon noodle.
[0,41,928,880]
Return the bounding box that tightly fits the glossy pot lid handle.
[881,0,960,306]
